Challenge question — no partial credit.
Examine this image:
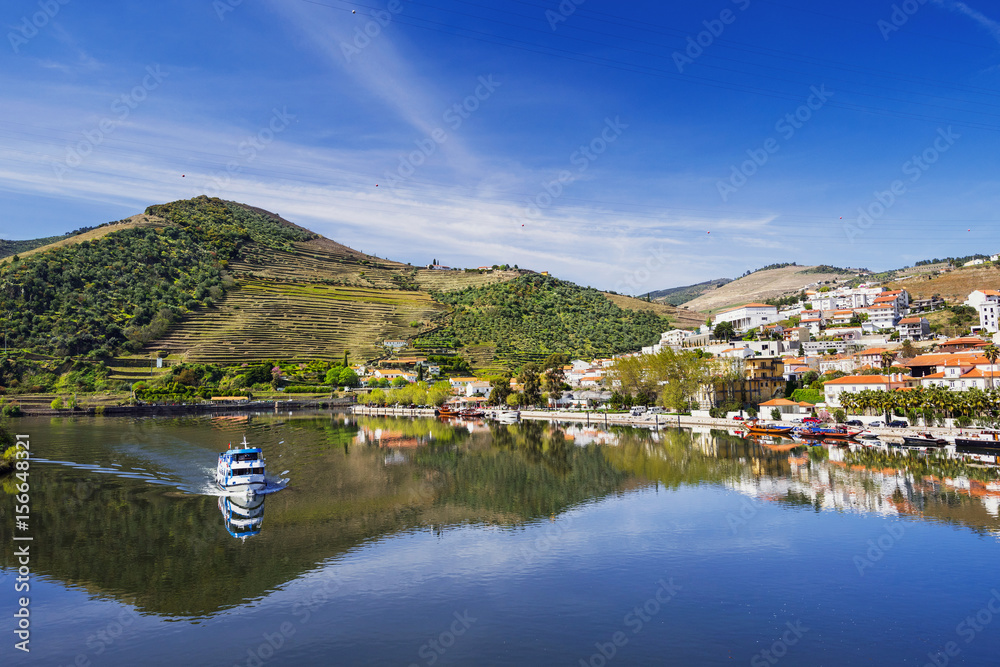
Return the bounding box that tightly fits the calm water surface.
[3,412,1000,666]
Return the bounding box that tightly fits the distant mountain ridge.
[643,278,732,306]
[657,264,859,314]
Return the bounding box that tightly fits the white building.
[822,374,918,408]
[713,303,778,334]
[965,290,1000,333]
[866,304,899,331]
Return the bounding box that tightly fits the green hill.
[0,197,686,385]
[418,274,672,370]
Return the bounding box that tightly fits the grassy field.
[603,293,706,329]
[885,264,1000,302]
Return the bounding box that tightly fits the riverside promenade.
[349,405,981,443]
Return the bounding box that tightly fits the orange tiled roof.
[824,374,914,385]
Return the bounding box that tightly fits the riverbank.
[13,396,355,417]
[349,405,982,443]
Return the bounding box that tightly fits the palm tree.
[880,350,896,374]
[984,344,999,391]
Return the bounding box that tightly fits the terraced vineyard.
[148,278,449,363]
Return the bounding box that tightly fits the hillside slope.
[682,265,853,313]
[5,197,663,368]
[645,277,732,306]
[417,275,673,370]
[885,264,1000,302]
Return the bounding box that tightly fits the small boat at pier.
[794,425,861,441]
[902,433,950,448]
[954,429,1000,452]
[745,420,795,436]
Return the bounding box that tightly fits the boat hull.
[216,477,266,495]
[746,427,794,436]
[902,436,948,447]
[954,437,1000,451]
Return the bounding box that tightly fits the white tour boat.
[216,436,266,496]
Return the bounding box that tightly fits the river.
[3,412,1000,665]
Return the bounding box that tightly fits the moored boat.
[745,420,795,436]
[216,436,266,496]
[794,425,861,441]
[902,433,950,447]
[435,405,460,418]
[954,429,1000,452]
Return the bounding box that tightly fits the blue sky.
[2,0,1000,293]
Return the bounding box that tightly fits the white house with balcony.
[965,289,1000,333]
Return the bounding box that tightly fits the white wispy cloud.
[933,1,1000,43]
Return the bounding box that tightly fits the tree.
[542,353,568,400]
[343,351,349,368]
[416,365,424,382]
[324,366,345,385]
[713,321,736,341]
[880,350,896,373]
[519,363,542,405]
[901,339,915,359]
[338,367,359,387]
[392,376,409,388]
[985,344,1000,391]
[770,407,782,421]
[487,374,511,406]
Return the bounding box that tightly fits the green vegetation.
[0,197,314,358]
[838,386,1000,426]
[606,348,708,411]
[422,275,671,369]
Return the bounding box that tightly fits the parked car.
[869,421,884,427]
[732,416,744,421]
[802,417,822,424]
[846,420,863,426]
[889,420,908,428]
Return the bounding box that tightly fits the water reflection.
[5,413,1000,620]
[218,494,265,539]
